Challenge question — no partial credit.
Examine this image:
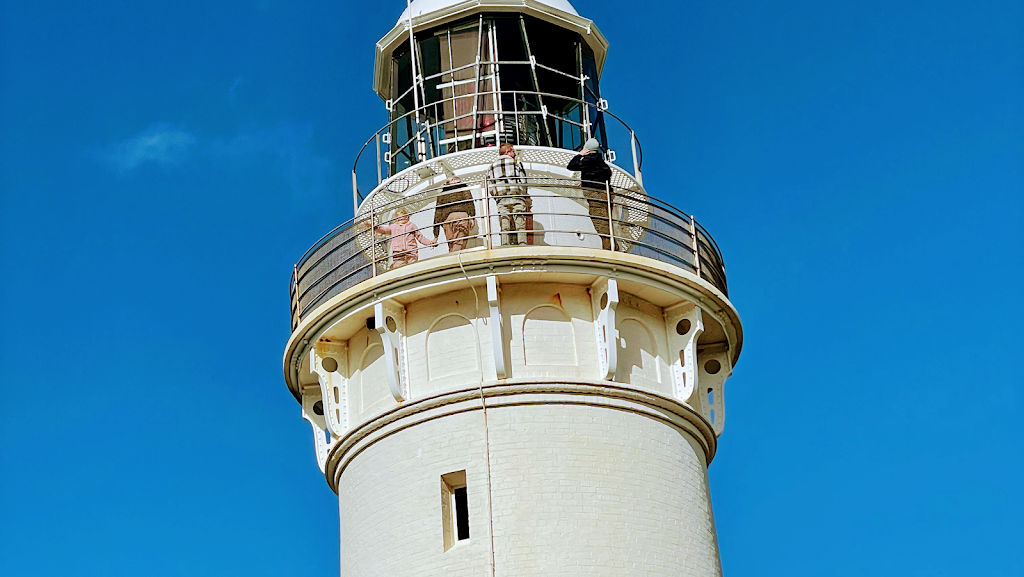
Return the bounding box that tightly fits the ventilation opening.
[441,471,469,551]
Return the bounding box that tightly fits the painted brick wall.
[486,404,722,577]
[338,411,493,577]
[405,287,493,396]
[337,401,721,577]
[505,283,598,381]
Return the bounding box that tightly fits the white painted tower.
[283,1,742,575]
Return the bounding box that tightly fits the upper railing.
[291,177,727,330]
[352,85,643,212]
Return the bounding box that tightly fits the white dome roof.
[399,0,579,22]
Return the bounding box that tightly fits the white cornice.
[323,380,719,493]
[282,247,743,400]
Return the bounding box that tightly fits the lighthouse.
[282,0,742,575]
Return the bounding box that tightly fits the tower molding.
[324,379,718,493]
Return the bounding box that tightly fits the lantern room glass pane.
[386,14,607,170]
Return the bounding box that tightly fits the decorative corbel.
[487,275,508,379]
[665,303,705,404]
[300,386,336,474]
[310,340,349,437]
[590,277,619,381]
[376,300,408,403]
[697,344,732,436]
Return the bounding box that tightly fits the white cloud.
[228,77,247,104]
[101,123,198,175]
[98,121,333,199]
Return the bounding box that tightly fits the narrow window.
[441,471,469,551]
[454,487,470,541]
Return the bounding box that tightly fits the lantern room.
[372,0,611,174]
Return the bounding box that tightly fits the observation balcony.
[291,144,728,331]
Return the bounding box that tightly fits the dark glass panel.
[419,35,442,109]
[390,47,416,173]
[454,487,470,540]
[581,45,608,147]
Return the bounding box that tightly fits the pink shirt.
[375,220,434,254]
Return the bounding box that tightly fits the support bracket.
[698,346,732,436]
[376,300,408,403]
[591,277,619,381]
[310,340,349,437]
[665,303,704,403]
[487,275,508,379]
[300,386,337,474]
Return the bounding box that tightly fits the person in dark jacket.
[567,138,614,250]
[433,177,477,252]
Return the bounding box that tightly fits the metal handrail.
[291,178,726,330]
[391,58,601,109]
[352,87,644,206]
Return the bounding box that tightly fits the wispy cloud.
[98,121,333,199]
[101,123,198,175]
[228,77,247,105]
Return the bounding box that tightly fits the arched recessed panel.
[427,314,480,381]
[524,305,577,366]
[359,344,388,412]
[617,318,660,388]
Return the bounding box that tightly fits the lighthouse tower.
[283,1,742,575]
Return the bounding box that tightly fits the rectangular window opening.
[454,487,470,541]
[441,470,469,551]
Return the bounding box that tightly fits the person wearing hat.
[567,138,614,250]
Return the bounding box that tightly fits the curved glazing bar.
[291,178,728,330]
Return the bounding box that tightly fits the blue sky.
[1,1,1021,575]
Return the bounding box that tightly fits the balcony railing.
[290,177,728,330]
[352,87,644,211]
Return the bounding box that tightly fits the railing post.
[375,132,382,186]
[606,181,616,252]
[630,131,643,186]
[483,177,493,250]
[370,202,377,277]
[582,72,592,140]
[405,0,426,163]
[690,214,701,278]
[352,170,359,216]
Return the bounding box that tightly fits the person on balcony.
[361,208,437,270]
[567,138,614,250]
[433,176,476,253]
[488,143,530,246]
